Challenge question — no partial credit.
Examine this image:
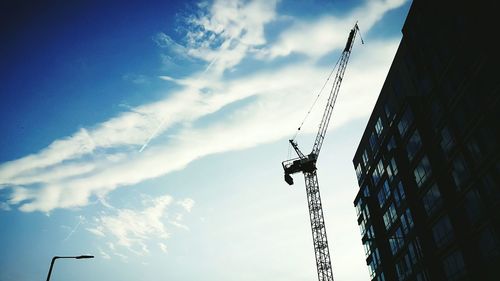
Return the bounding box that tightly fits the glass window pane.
[451,154,469,188]
[383,203,397,230]
[440,127,454,155]
[375,117,384,136]
[398,107,413,136]
[387,136,396,152]
[442,250,465,280]
[414,155,432,188]
[406,129,422,161]
[422,183,442,216]
[432,215,454,248]
[464,189,483,224]
[478,226,500,259]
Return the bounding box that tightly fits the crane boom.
[281,23,360,281]
[312,25,358,156]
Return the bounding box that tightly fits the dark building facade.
[352,1,499,281]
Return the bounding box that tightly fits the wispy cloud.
[86,194,193,257]
[261,0,407,59]
[122,74,150,85]
[0,202,11,211]
[158,242,168,253]
[177,198,195,212]
[98,247,111,259]
[0,0,407,212]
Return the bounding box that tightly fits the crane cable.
[291,55,342,141]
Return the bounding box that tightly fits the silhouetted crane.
[282,23,361,281]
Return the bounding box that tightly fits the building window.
[414,155,432,188]
[372,159,385,185]
[406,129,422,161]
[432,215,454,248]
[480,165,500,204]
[362,205,371,221]
[385,101,396,124]
[378,180,391,208]
[377,160,385,178]
[383,203,397,230]
[388,157,398,182]
[363,185,370,198]
[416,271,430,281]
[387,136,396,152]
[422,184,442,216]
[373,248,381,266]
[376,272,386,281]
[478,226,500,259]
[442,250,466,280]
[400,208,414,234]
[362,150,370,169]
[366,224,375,240]
[466,137,484,165]
[359,219,366,236]
[451,154,469,188]
[368,260,376,278]
[368,248,382,278]
[372,169,380,186]
[393,181,406,208]
[364,240,372,257]
[398,107,413,137]
[375,117,384,136]
[406,245,418,268]
[397,181,406,200]
[440,127,454,155]
[389,227,404,255]
[355,199,363,216]
[411,238,424,260]
[395,255,411,281]
[355,163,363,183]
[463,189,483,225]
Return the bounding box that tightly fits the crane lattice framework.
[282,23,361,281]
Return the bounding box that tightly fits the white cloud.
[98,248,111,259]
[159,242,168,253]
[86,194,193,256]
[86,226,106,237]
[0,0,404,212]
[0,202,11,211]
[182,0,279,74]
[262,0,407,59]
[177,198,195,212]
[98,195,171,252]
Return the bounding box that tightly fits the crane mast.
[282,24,360,281]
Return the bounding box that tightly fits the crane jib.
[344,29,355,52]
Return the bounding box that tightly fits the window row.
[395,239,422,281]
[356,106,414,184]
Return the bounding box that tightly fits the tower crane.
[282,23,361,281]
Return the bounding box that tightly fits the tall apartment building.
[352,1,499,280]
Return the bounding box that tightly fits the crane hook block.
[285,173,294,185]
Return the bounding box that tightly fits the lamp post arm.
[46,257,58,281]
[45,255,93,281]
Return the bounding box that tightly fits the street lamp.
[46,255,94,281]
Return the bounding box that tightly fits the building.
[352,1,499,280]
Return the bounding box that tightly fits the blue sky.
[0,0,411,280]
